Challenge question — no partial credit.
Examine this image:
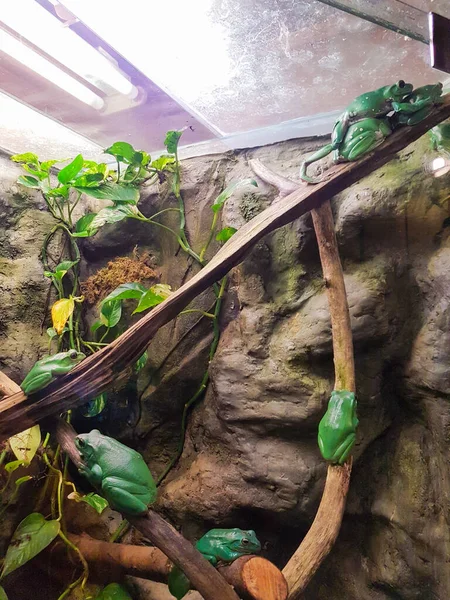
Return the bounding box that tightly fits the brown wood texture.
[67,535,287,599]
[219,555,288,600]
[249,162,355,598]
[1,94,449,441]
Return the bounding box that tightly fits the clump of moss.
[81,250,157,305]
[240,192,265,222]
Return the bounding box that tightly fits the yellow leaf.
[51,297,75,334]
[8,425,41,463]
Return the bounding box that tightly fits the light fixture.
[430,156,450,178]
[0,28,105,109]
[1,1,138,98]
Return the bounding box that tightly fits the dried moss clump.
[81,252,157,305]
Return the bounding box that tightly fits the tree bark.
[63,535,288,600]
[1,94,449,440]
[249,161,355,598]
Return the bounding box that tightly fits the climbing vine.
[0,130,256,598]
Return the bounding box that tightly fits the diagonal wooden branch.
[249,160,355,598]
[1,93,450,441]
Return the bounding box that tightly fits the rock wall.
[1,129,450,599]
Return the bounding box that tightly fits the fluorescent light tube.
[1,1,137,98]
[0,28,105,109]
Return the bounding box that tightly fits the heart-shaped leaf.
[100,300,122,328]
[91,205,137,229]
[82,393,107,418]
[104,142,136,163]
[58,154,83,184]
[0,513,60,579]
[8,425,41,464]
[101,283,146,306]
[164,130,183,154]
[51,297,75,335]
[68,492,109,514]
[216,226,237,242]
[134,351,148,373]
[78,184,139,204]
[17,176,40,189]
[133,284,171,314]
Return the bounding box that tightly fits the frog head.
[57,349,85,369]
[409,82,443,103]
[228,529,261,554]
[385,80,414,102]
[75,429,104,465]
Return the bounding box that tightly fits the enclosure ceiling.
[0,0,448,160]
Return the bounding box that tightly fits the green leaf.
[100,299,122,328]
[40,159,60,172]
[133,284,171,314]
[104,141,136,163]
[46,185,69,199]
[4,460,26,473]
[216,226,237,242]
[0,513,60,579]
[46,327,57,339]
[150,155,176,172]
[11,153,39,166]
[164,130,183,154]
[134,351,148,373]
[73,172,105,188]
[72,213,99,238]
[57,154,83,184]
[90,320,104,333]
[91,205,137,229]
[22,165,48,180]
[212,179,258,213]
[83,393,107,418]
[75,183,140,204]
[0,584,8,600]
[15,475,33,487]
[101,282,146,306]
[17,175,40,189]
[69,492,109,514]
[52,260,78,280]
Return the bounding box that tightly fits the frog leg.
[79,463,103,488]
[405,105,435,126]
[21,372,53,395]
[332,433,356,465]
[102,476,151,515]
[339,125,391,162]
[299,143,334,183]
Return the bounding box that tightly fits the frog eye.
[69,350,78,360]
[398,80,406,88]
[241,538,249,545]
[77,438,85,447]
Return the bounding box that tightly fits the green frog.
[75,429,157,516]
[300,80,413,182]
[391,82,443,126]
[317,390,358,465]
[430,121,450,157]
[95,583,132,600]
[168,528,261,600]
[20,349,85,395]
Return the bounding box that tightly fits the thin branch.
[249,162,355,598]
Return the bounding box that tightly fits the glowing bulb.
[432,157,446,171]
[0,30,105,109]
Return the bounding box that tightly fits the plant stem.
[109,519,130,543]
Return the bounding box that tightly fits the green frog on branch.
[20,349,85,395]
[318,390,358,465]
[75,429,157,515]
[300,81,443,183]
[168,528,261,599]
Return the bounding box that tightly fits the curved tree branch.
[249,161,355,598]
